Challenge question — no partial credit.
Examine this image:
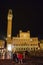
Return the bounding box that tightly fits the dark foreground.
[0,56,43,65]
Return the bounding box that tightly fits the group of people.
[0,49,29,63]
[13,52,23,64]
[13,51,29,64]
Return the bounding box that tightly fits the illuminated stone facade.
[40,40,43,50]
[12,30,39,52]
[0,40,5,48]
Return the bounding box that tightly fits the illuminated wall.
[30,38,39,51]
[19,30,30,39]
[40,40,43,50]
[0,40,5,48]
[12,31,39,52]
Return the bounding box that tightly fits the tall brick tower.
[7,9,13,39]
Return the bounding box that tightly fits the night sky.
[0,0,43,39]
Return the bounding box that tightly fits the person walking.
[13,52,18,63]
[17,53,23,64]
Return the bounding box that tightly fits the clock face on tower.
[8,35,11,37]
[8,16,12,20]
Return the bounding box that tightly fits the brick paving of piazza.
[0,57,43,65]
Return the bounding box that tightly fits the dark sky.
[0,0,43,39]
